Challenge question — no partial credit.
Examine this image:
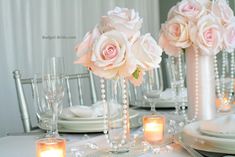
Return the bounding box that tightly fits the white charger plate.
[131,98,187,108]
[199,129,235,139]
[182,121,235,154]
[199,115,235,138]
[59,113,119,121]
[40,109,141,133]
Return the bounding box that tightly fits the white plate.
[199,115,235,138]
[59,113,119,121]
[182,121,235,154]
[131,98,187,108]
[39,109,141,133]
[199,129,235,139]
[59,114,104,121]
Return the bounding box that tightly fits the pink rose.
[99,7,143,39]
[90,30,137,79]
[159,15,191,56]
[224,22,235,52]
[211,0,234,24]
[132,34,162,70]
[74,27,100,67]
[168,0,206,20]
[190,14,222,55]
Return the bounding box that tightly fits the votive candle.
[143,115,165,144]
[215,97,232,112]
[36,138,66,157]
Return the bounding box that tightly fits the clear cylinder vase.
[104,78,130,153]
[186,46,216,120]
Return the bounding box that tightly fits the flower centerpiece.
[159,0,235,121]
[74,7,162,152]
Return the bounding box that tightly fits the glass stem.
[150,101,156,114]
[175,85,180,115]
[51,102,59,137]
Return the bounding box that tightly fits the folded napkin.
[160,88,187,100]
[91,100,120,117]
[145,90,161,98]
[200,114,235,136]
[61,106,93,118]
[61,101,120,119]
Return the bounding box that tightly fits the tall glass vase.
[101,78,130,153]
[186,46,216,120]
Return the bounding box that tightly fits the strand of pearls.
[170,56,179,113]
[171,54,185,114]
[174,47,199,123]
[214,51,235,111]
[177,53,186,114]
[185,46,199,122]
[100,78,129,150]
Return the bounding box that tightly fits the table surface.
[0,134,190,157]
[0,108,193,157]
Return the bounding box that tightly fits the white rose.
[90,30,137,79]
[211,0,234,24]
[99,7,143,39]
[224,21,235,52]
[74,27,100,67]
[190,14,222,55]
[159,15,191,56]
[132,34,162,70]
[168,0,206,20]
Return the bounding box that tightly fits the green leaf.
[132,68,140,80]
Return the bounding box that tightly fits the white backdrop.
[0,0,160,136]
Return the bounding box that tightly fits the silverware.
[174,135,204,157]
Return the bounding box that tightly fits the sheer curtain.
[0,0,160,136]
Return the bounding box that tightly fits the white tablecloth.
[0,108,192,157]
[0,134,190,157]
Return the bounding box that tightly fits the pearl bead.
[121,139,126,144]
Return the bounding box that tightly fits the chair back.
[13,69,97,133]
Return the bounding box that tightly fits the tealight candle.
[143,115,164,144]
[216,98,232,112]
[36,138,66,157]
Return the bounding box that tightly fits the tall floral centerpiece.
[75,7,162,152]
[159,0,235,121]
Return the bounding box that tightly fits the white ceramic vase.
[186,46,216,120]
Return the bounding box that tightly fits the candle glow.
[216,97,232,112]
[143,115,164,144]
[36,138,66,157]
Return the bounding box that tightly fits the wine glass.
[216,51,234,112]
[166,55,186,115]
[33,73,52,136]
[42,57,65,137]
[143,67,163,113]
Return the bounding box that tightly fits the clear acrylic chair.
[13,69,97,133]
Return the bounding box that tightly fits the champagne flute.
[33,73,52,136]
[143,67,163,113]
[42,57,65,137]
[167,55,186,115]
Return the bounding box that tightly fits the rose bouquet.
[158,0,235,121]
[159,0,235,56]
[74,7,162,86]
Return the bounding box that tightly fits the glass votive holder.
[143,115,165,144]
[216,97,232,112]
[36,137,66,157]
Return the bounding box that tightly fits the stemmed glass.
[166,55,186,115]
[143,67,163,113]
[33,73,52,135]
[216,51,234,112]
[42,57,65,137]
